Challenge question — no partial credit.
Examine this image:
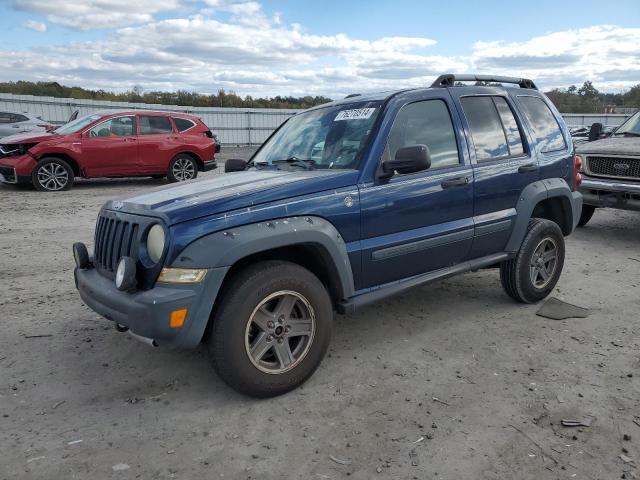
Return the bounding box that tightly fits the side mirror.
[381,145,431,178]
[588,122,603,142]
[225,158,247,172]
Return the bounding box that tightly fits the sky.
[0,0,639,98]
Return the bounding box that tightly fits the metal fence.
[0,93,298,145]
[0,93,633,145]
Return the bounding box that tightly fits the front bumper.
[75,265,228,348]
[579,175,640,212]
[202,160,218,172]
[0,153,36,184]
[570,190,583,230]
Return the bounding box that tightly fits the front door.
[359,95,474,289]
[81,115,139,177]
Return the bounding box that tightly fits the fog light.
[170,309,188,328]
[157,268,207,284]
[73,242,90,269]
[115,256,137,291]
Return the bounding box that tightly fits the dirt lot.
[1,147,639,480]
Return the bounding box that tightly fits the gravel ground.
[1,147,639,480]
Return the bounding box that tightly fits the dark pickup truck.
[73,74,582,397]
[575,110,640,226]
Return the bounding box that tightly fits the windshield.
[614,111,640,136]
[55,113,103,135]
[251,101,382,170]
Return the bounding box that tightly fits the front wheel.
[500,218,565,303]
[208,261,333,397]
[32,158,74,191]
[167,155,197,183]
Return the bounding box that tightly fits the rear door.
[81,115,139,176]
[136,114,177,174]
[452,91,537,258]
[359,92,475,289]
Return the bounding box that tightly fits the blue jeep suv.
[73,74,583,397]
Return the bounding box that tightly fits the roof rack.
[431,74,537,90]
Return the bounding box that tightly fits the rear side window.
[385,99,460,170]
[139,115,173,135]
[517,96,566,153]
[493,97,524,157]
[172,117,196,132]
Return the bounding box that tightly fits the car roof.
[93,110,201,120]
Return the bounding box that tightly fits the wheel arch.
[505,179,577,252]
[35,153,81,176]
[174,151,203,170]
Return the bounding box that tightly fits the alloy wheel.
[244,290,316,374]
[172,158,196,181]
[529,237,558,289]
[37,163,68,191]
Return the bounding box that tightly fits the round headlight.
[147,224,165,263]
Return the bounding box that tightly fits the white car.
[0,111,52,139]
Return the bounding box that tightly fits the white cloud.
[12,0,185,30]
[2,3,639,97]
[21,19,46,32]
[471,26,640,90]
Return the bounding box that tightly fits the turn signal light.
[573,155,583,190]
[170,309,188,328]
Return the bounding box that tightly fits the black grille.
[587,156,640,180]
[0,166,16,183]
[94,215,139,273]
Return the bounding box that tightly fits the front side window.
[88,116,135,137]
[461,96,511,161]
[517,96,566,153]
[11,114,29,123]
[139,115,173,135]
[384,99,459,170]
[251,101,381,170]
[0,112,11,124]
[172,117,196,132]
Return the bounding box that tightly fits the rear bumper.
[579,175,640,211]
[74,265,228,348]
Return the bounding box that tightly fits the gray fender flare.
[505,178,579,252]
[172,216,355,299]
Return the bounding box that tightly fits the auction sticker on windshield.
[334,108,376,121]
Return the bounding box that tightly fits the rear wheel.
[577,205,596,227]
[32,158,74,191]
[208,261,333,398]
[167,155,197,183]
[500,218,565,303]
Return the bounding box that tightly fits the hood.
[0,131,60,145]
[576,136,640,156]
[105,169,359,225]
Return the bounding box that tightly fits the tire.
[208,260,333,398]
[500,218,565,304]
[32,157,74,191]
[577,205,596,227]
[167,154,198,183]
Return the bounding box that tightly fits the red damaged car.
[0,111,219,191]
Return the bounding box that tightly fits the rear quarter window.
[517,96,566,153]
[172,117,196,132]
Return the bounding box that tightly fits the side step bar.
[337,252,510,314]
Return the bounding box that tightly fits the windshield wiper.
[614,131,640,137]
[271,157,316,170]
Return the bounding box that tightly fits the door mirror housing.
[225,158,247,172]
[588,122,603,142]
[381,145,431,178]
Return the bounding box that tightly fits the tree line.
[0,80,638,112]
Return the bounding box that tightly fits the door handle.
[441,176,469,189]
[125,137,137,141]
[518,163,538,173]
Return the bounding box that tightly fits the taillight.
[573,154,583,190]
